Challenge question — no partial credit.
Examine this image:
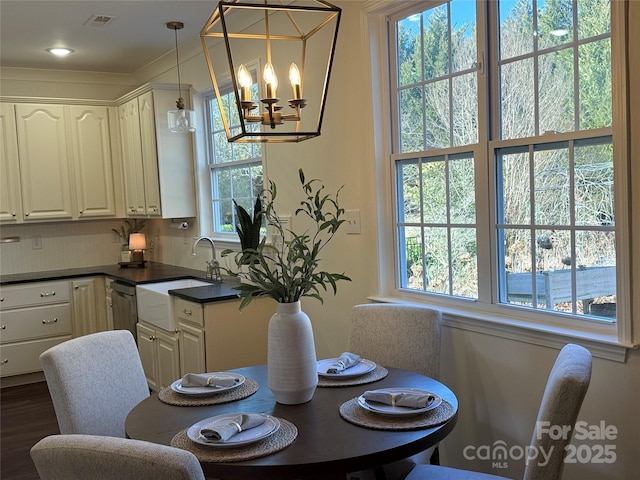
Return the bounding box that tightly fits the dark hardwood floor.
[1,382,59,480]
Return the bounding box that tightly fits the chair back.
[349,303,441,378]
[523,343,592,480]
[30,434,205,480]
[40,330,149,437]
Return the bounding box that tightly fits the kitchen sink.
[136,279,212,332]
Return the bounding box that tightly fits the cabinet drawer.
[0,281,70,310]
[0,336,72,377]
[175,299,203,327]
[1,304,72,343]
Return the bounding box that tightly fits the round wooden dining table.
[125,365,458,480]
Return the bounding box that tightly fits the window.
[389,0,626,326]
[204,67,263,235]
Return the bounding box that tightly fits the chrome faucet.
[192,236,222,282]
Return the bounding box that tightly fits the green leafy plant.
[233,196,263,255]
[111,219,146,244]
[222,169,351,310]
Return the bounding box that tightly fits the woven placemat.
[171,418,297,462]
[317,366,389,387]
[339,397,456,431]
[158,379,259,406]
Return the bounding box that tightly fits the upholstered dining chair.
[404,343,592,480]
[39,329,149,438]
[349,303,442,379]
[349,303,442,479]
[30,434,205,480]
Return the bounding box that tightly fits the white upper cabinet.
[69,105,117,218]
[15,104,74,221]
[117,84,196,219]
[1,102,118,223]
[0,103,22,222]
[118,97,147,215]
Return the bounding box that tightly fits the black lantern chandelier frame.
[200,0,341,143]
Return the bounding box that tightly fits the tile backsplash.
[0,218,222,276]
[0,221,126,275]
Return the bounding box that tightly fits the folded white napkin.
[181,373,238,388]
[326,352,361,374]
[200,414,266,443]
[363,389,436,409]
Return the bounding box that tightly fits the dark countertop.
[0,262,241,304]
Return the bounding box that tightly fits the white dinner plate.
[187,413,280,448]
[170,372,245,397]
[357,388,442,416]
[317,358,377,379]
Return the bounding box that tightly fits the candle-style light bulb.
[238,64,252,102]
[263,62,278,98]
[289,63,302,100]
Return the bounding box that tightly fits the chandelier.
[200,0,341,143]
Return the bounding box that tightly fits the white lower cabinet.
[176,298,205,377]
[136,321,180,392]
[0,281,72,377]
[71,278,100,337]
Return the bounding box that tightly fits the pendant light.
[200,0,341,143]
[167,21,196,133]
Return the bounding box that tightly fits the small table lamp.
[129,233,146,264]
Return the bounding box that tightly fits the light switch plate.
[345,210,361,234]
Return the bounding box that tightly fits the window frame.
[201,60,266,242]
[366,0,632,356]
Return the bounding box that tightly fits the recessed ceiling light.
[47,48,74,57]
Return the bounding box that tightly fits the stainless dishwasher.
[110,281,138,341]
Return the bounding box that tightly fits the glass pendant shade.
[167,21,196,134]
[168,105,196,133]
[200,0,341,143]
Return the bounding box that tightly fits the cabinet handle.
[149,335,157,341]
[1,297,4,302]
[0,359,8,364]
[1,325,5,330]
[25,212,29,217]
[11,213,16,217]
[40,291,56,297]
[42,318,58,325]
[183,309,192,316]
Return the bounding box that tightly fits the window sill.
[368,295,637,362]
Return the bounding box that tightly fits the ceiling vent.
[84,15,116,27]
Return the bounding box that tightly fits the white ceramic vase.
[267,300,318,404]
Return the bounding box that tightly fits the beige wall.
[0,2,637,479]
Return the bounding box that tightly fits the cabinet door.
[136,322,158,391]
[105,279,114,331]
[118,99,146,215]
[0,104,22,222]
[156,329,180,389]
[179,322,206,376]
[15,104,73,220]
[137,92,161,216]
[69,106,116,218]
[71,279,99,338]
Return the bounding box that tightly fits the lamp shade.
[129,233,146,251]
[200,0,341,143]
[168,107,196,133]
